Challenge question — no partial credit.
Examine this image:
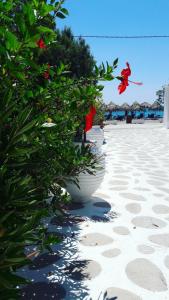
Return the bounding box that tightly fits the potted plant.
[63,102,104,202]
[65,141,105,203]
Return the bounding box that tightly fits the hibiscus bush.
[0,0,120,298]
[0,0,139,298]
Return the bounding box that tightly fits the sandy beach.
[20,121,169,300]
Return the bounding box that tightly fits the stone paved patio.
[20,122,169,300]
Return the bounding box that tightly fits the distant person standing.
[126,111,132,123]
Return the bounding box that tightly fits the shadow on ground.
[20,196,118,300]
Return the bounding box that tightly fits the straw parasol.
[107,101,119,111]
[151,101,162,110]
[120,102,131,111]
[140,102,151,109]
[131,101,141,111]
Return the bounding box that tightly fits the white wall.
[164,85,169,129]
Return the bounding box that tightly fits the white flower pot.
[66,156,105,203]
[86,126,104,148]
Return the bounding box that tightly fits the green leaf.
[16,15,27,35]
[9,118,38,146]
[60,8,69,15]
[40,4,54,16]
[44,234,62,245]
[3,1,13,12]
[101,63,105,73]
[0,27,5,36]
[5,31,20,51]
[113,58,118,67]
[0,14,12,23]
[0,211,14,225]
[25,90,33,98]
[6,257,27,263]
[37,26,54,34]
[104,74,114,81]
[23,3,36,26]
[106,62,113,74]
[14,72,26,81]
[56,12,66,19]
[95,65,99,76]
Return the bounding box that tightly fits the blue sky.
[57,0,169,104]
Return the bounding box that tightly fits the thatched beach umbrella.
[140,102,151,109]
[107,101,119,111]
[151,101,162,110]
[131,101,141,111]
[120,103,131,111]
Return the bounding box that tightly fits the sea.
[105,109,164,119]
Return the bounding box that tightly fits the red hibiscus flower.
[37,38,46,49]
[118,62,142,94]
[43,64,50,79]
[118,79,129,94]
[43,71,50,79]
[121,62,131,78]
[85,106,96,132]
[118,62,131,94]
